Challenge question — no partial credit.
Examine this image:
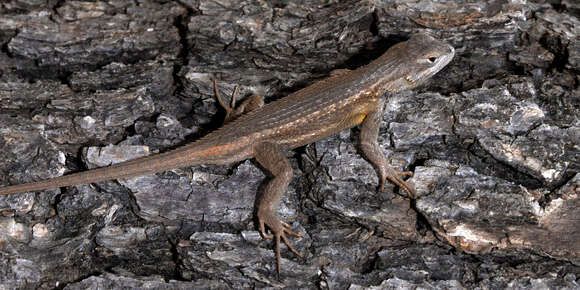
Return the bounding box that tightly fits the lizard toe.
[259,219,274,239]
[280,231,302,257]
[272,225,303,274]
[398,170,414,177]
[379,166,416,198]
[257,209,302,273]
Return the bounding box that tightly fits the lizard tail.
[0,153,180,195]
[0,142,245,195]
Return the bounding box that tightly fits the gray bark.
[0,0,578,289]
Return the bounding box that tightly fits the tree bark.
[0,0,578,288]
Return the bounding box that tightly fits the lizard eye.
[427,56,438,63]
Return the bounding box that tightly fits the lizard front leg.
[358,98,416,198]
[252,142,302,274]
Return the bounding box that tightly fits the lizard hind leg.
[252,142,302,274]
[213,77,264,124]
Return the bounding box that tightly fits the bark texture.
[0,0,578,289]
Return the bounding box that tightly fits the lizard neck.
[356,34,455,94]
[357,42,414,93]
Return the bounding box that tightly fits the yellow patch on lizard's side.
[349,113,367,126]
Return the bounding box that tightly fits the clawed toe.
[258,210,302,274]
[398,171,414,177]
[280,231,302,257]
[259,220,274,239]
[379,168,416,198]
[271,224,303,274]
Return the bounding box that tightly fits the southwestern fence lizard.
[0,33,455,273]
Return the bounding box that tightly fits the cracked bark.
[0,0,579,289]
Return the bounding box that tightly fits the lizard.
[0,33,455,274]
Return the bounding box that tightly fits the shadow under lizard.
[0,33,455,274]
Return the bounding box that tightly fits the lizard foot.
[379,168,416,199]
[257,209,302,274]
[213,77,264,124]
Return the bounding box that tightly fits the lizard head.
[401,33,455,86]
[371,33,455,92]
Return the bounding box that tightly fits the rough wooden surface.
[0,0,578,289]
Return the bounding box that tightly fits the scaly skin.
[0,33,454,274]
